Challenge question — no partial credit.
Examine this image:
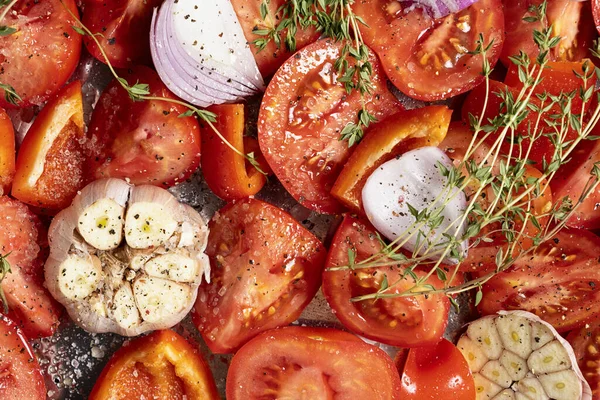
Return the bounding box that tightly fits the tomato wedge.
[85,66,201,187]
[0,316,46,400]
[353,0,504,101]
[567,320,600,398]
[192,198,326,353]
[0,0,81,108]
[478,228,600,333]
[258,39,401,214]
[398,339,475,400]
[89,330,219,400]
[0,108,15,195]
[331,106,451,213]
[0,196,60,338]
[226,326,402,400]
[12,80,86,210]
[322,215,450,347]
[200,104,268,201]
[82,0,163,68]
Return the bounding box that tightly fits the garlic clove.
[144,253,199,283]
[77,198,125,250]
[133,276,192,324]
[57,254,103,300]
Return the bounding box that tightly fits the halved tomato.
[353,0,504,101]
[331,106,451,213]
[85,66,201,187]
[322,215,450,347]
[231,0,320,77]
[0,108,15,195]
[0,316,46,400]
[82,0,163,68]
[226,326,402,400]
[12,80,86,210]
[0,196,61,338]
[89,330,219,400]
[478,228,600,333]
[192,198,326,353]
[0,0,81,108]
[500,0,596,66]
[567,320,600,398]
[258,39,401,214]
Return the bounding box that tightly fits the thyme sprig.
[253,0,376,147]
[0,252,12,314]
[0,0,17,36]
[64,3,267,176]
[328,3,600,307]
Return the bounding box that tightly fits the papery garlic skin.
[45,178,210,336]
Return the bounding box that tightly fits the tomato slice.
[12,81,86,210]
[398,339,475,400]
[567,320,600,398]
[85,66,201,188]
[226,326,402,400]
[0,196,60,338]
[231,0,320,77]
[0,0,81,108]
[331,106,451,213]
[82,0,163,68]
[353,0,504,101]
[200,104,268,201]
[594,0,600,34]
[0,108,15,195]
[322,215,450,347]
[258,39,401,214]
[0,316,46,400]
[192,198,326,353]
[478,228,600,333]
[501,0,596,66]
[89,329,219,400]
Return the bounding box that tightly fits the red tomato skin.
[322,215,450,347]
[12,80,86,210]
[0,0,81,108]
[0,196,61,338]
[82,0,163,68]
[0,108,15,195]
[193,198,326,353]
[226,326,402,400]
[399,339,476,400]
[0,316,46,400]
[566,320,600,398]
[85,66,201,188]
[258,39,401,214]
[89,330,219,400]
[594,0,600,34]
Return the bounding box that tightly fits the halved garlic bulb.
[45,178,210,336]
[457,310,592,400]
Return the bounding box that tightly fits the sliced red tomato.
[0,108,15,195]
[0,316,46,400]
[353,0,504,101]
[82,0,163,68]
[12,81,86,210]
[501,0,596,66]
[567,320,600,398]
[594,0,600,34]
[331,106,451,213]
[0,196,60,338]
[89,330,219,400]
[226,326,402,400]
[322,215,450,347]
[258,39,401,214]
[478,228,600,333]
[398,339,475,400]
[85,66,201,187]
[192,198,326,353]
[0,0,81,108]
[231,0,320,77]
[200,104,269,201]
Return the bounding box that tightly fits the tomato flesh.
[0,0,81,108]
[226,326,402,400]
[567,320,600,398]
[322,215,450,347]
[192,198,326,353]
[0,108,14,195]
[258,39,401,214]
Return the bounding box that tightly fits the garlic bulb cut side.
[45,178,210,336]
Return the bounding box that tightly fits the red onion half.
[404,0,481,19]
